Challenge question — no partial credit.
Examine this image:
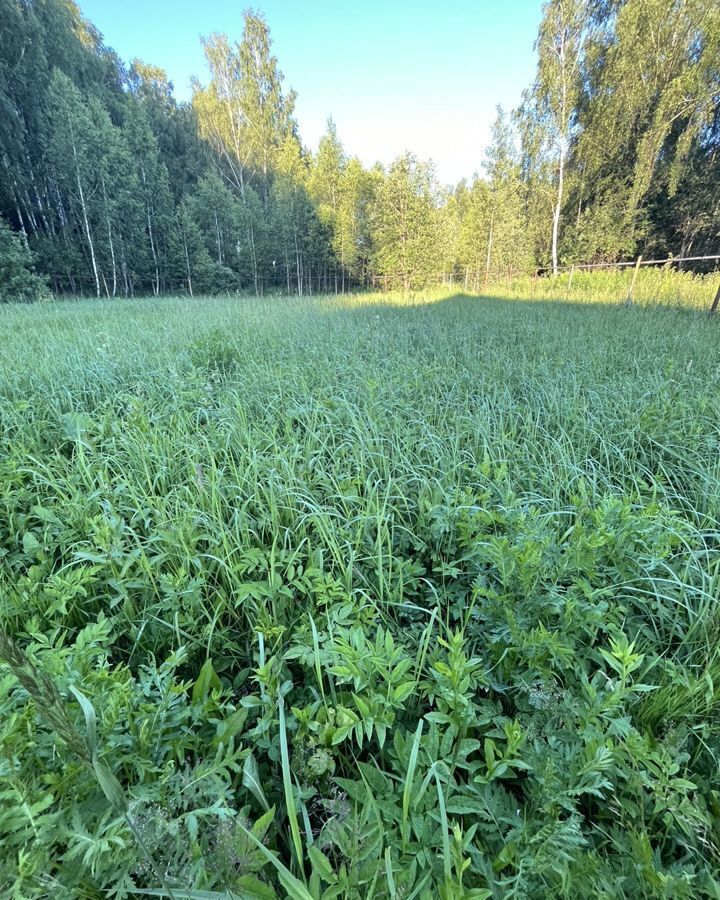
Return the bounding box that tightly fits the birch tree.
[192,12,296,203]
[46,70,102,296]
[526,0,586,274]
[371,154,441,291]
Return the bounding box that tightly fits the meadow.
[2,286,720,899]
[482,265,720,310]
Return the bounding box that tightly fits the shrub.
[0,218,51,303]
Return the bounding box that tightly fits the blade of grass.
[278,694,305,881]
[402,718,424,845]
[434,764,452,887]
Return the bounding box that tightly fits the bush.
[0,218,51,302]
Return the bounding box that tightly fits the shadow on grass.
[314,291,715,323]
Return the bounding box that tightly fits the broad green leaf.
[22,532,41,555]
[69,685,97,757]
[308,845,335,882]
[92,758,128,813]
[61,411,93,442]
[192,657,221,703]
[235,819,313,900]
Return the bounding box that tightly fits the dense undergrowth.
[1,291,720,898]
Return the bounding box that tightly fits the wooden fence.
[370,253,720,314]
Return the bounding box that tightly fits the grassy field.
[2,289,720,898]
[484,266,720,310]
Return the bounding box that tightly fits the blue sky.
[78,0,543,185]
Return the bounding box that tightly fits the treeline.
[0,0,718,298]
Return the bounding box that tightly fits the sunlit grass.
[483,266,720,308]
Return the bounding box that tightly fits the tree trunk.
[141,163,160,295]
[71,132,100,297]
[552,28,568,278]
[120,238,130,296]
[3,158,30,242]
[183,233,193,297]
[294,230,302,297]
[24,149,50,233]
[215,212,222,263]
[551,147,564,277]
[708,282,720,317]
[249,223,259,297]
[22,186,39,235]
[484,215,494,286]
[101,177,117,297]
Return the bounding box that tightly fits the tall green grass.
[1,290,720,898]
[484,265,720,309]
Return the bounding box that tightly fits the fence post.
[567,265,575,299]
[708,281,720,317]
[624,255,643,304]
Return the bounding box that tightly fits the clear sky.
[77,0,543,186]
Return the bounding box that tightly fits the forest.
[0,0,719,299]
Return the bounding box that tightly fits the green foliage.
[0,216,50,302]
[523,0,720,266]
[371,154,442,290]
[2,0,718,295]
[1,292,720,896]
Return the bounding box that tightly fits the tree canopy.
[0,0,718,299]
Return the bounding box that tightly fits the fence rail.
[552,253,720,272]
[369,253,720,285]
[369,252,720,314]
